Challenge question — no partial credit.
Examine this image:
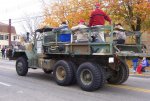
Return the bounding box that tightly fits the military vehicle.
[11,26,148,91]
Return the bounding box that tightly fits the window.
[0,35,4,40]
[17,36,20,39]
[4,35,8,40]
[13,36,16,41]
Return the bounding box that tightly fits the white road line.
[0,82,12,87]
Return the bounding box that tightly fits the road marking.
[108,84,150,93]
[0,82,12,87]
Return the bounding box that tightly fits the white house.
[0,22,20,49]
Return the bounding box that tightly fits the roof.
[0,22,7,25]
[35,27,54,33]
[0,22,16,34]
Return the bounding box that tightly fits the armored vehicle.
[12,26,148,91]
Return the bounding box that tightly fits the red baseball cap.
[95,3,100,7]
[79,19,85,23]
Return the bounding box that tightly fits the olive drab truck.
[11,26,150,91]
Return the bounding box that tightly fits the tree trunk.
[135,16,141,44]
[136,16,141,31]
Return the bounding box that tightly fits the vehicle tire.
[68,61,77,84]
[53,60,74,86]
[76,62,102,91]
[107,60,129,84]
[42,68,52,74]
[16,57,28,76]
[95,64,106,88]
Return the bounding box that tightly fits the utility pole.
[8,19,11,46]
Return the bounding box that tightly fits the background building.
[141,31,150,51]
[0,22,20,49]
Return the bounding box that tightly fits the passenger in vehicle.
[89,3,111,26]
[71,20,89,42]
[59,21,69,30]
[113,23,126,44]
[54,21,71,42]
[91,30,105,43]
[88,3,111,42]
[54,21,69,31]
[71,20,88,31]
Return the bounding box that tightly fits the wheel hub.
[56,66,66,80]
[17,62,23,73]
[80,69,93,85]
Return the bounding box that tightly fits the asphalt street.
[0,59,150,101]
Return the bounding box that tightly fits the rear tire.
[96,64,106,88]
[76,62,102,91]
[53,60,74,86]
[107,60,129,84]
[16,57,28,76]
[68,61,77,84]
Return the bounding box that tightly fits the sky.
[0,0,54,34]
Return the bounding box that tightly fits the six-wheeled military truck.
[11,26,148,91]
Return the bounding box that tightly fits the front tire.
[16,57,28,76]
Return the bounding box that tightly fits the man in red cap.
[89,3,111,26]
[71,19,87,31]
[71,20,88,42]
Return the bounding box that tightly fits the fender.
[12,50,38,68]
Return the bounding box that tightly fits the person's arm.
[89,18,93,27]
[89,11,94,27]
[71,26,79,31]
[142,60,147,67]
[103,11,111,24]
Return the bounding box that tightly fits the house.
[0,22,20,49]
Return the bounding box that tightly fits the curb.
[129,73,150,78]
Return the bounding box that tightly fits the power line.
[12,16,44,24]
[0,15,45,23]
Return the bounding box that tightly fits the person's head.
[117,23,122,26]
[79,19,85,25]
[61,21,67,25]
[115,23,123,30]
[95,3,100,9]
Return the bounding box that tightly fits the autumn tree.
[21,14,43,42]
[108,0,150,31]
[42,0,150,35]
[42,0,101,27]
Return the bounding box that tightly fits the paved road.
[0,60,150,101]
